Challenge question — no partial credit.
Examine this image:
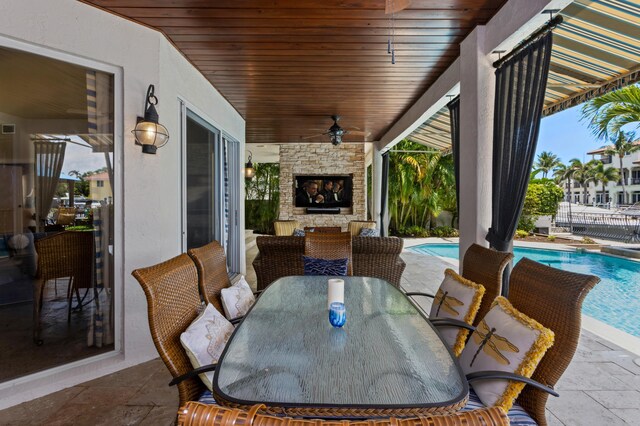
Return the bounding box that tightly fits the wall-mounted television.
[294,175,352,209]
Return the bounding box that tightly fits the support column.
[372,146,383,230]
[458,26,494,264]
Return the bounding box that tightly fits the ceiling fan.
[302,115,370,146]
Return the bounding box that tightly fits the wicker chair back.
[187,241,231,314]
[33,230,94,343]
[461,243,513,326]
[304,232,353,275]
[131,254,205,407]
[178,403,509,426]
[509,257,600,426]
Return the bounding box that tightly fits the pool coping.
[403,238,640,357]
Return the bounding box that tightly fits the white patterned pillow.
[220,276,256,320]
[180,303,234,390]
[430,269,485,356]
[459,296,555,412]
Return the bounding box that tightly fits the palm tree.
[570,159,596,204]
[387,140,456,233]
[581,84,640,139]
[591,161,620,205]
[534,151,561,178]
[553,163,575,202]
[603,131,639,204]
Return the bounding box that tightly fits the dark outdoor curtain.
[486,30,554,296]
[34,141,66,230]
[447,96,460,215]
[380,152,390,237]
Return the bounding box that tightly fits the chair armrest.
[466,370,559,397]
[169,363,217,386]
[405,292,435,298]
[429,318,476,331]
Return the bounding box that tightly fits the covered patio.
[1,244,638,425]
[0,0,639,424]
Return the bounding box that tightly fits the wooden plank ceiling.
[80,0,507,144]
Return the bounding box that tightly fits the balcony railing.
[632,178,640,185]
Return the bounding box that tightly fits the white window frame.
[0,34,124,390]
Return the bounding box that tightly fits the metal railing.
[555,202,640,243]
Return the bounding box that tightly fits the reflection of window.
[97,180,104,187]
[0,45,115,382]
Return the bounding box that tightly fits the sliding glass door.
[182,107,240,274]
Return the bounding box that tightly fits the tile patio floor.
[1,240,638,425]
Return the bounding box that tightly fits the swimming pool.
[408,243,640,338]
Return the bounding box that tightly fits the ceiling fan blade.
[300,133,326,140]
[385,0,410,14]
[346,130,371,137]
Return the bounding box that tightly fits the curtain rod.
[493,15,563,69]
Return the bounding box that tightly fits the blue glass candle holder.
[329,302,346,328]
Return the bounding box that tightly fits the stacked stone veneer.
[279,143,366,229]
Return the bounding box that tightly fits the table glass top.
[214,276,466,408]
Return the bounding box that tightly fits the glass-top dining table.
[212,276,468,418]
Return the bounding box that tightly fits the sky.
[536,104,605,165]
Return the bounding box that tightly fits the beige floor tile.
[585,390,640,409]
[546,390,628,426]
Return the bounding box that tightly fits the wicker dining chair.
[304,232,353,275]
[131,254,206,408]
[178,403,509,426]
[461,243,513,326]
[304,226,342,233]
[187,241,231,314]
[33,230,94,344]
[506,257,600,426]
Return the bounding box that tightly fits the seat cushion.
[197,390,217,405]
[303,255,348,276]
[463,389,537,425]
[459,296,555,412]
[180,304,234,391]
[220,276,256,320]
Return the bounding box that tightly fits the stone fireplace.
[278,143,366,229]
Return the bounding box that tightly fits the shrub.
[405,226,430,237]
[515,230,530,239]
[430,226,459,238]
[547,235,556,242]
[517,215,537,233]
[581,237,597,244]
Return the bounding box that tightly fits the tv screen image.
[294,175,352,208]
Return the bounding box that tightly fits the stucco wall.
[279,143,366,229]
[0,0,245,408]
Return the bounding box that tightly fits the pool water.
[408,244,640,338]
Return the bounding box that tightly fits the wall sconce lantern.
[132,84,169,154]
[245,151,256,179]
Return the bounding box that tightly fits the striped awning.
[405,107,453,152]
[406,0,639,151]
[543,0,640,116]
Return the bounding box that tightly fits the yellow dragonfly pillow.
[459,296,555,412]
[429,268,485,356]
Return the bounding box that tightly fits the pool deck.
[1,238,639,425]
